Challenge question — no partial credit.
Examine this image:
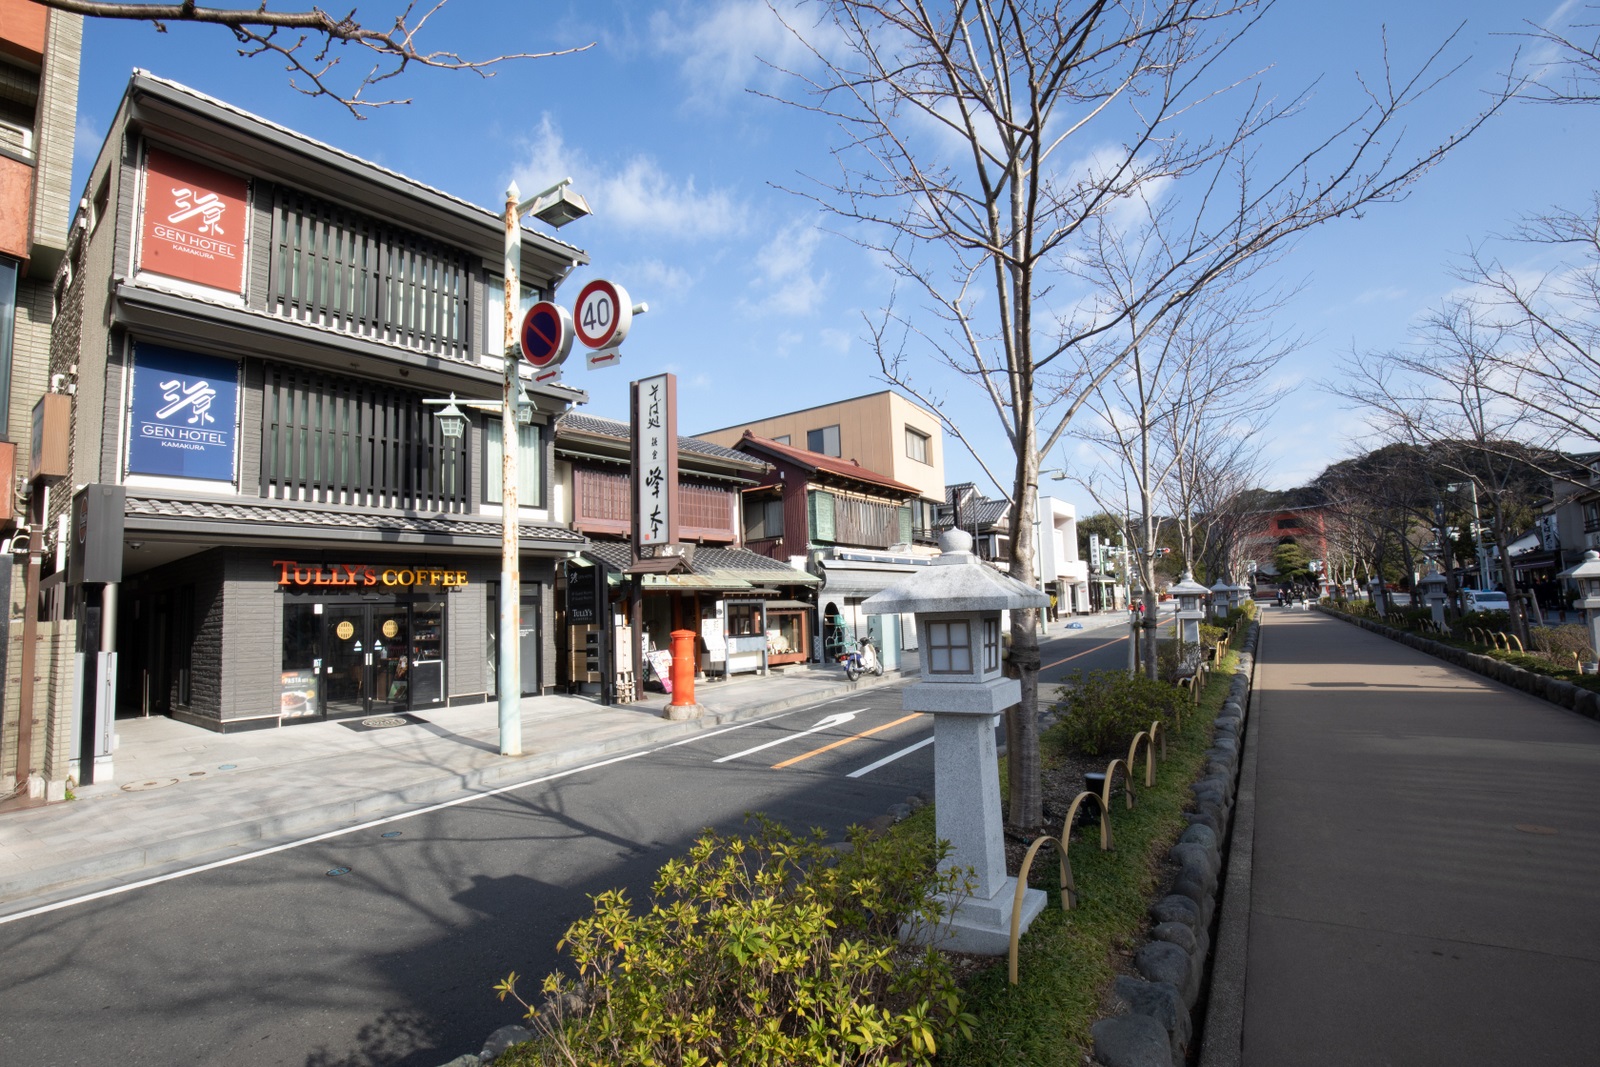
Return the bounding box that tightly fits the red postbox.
[669,629,698,710]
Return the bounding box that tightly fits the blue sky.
[70,1,1600,501]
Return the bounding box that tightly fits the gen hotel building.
[35,72,591,787]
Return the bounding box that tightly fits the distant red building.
[1240,506,1330,590]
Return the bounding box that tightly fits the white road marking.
[0,700,845,926]
[711,710,864,763]
[846,736,934,778]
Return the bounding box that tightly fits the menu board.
[279,670,318,718]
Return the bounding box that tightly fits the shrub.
[1156,641,1204,684]
[1456,610,1512,634]
[1530,624,1596,665]
[1045,669,1186,757]
[1197,623,1225,648]
[497,816,974,1067]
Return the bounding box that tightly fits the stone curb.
[1092,621,1260,1067]
[1,669,909,907]
[1317,608,1600,722]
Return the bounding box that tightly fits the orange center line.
[1042,634,1129,671]
[771,712,925,770]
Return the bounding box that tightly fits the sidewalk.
[1205,610,1600,1065]
[0,612,1129,915]
[0,660,906,913]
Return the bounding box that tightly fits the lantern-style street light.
[1169,570,1210,645]
[861,529,1049,954]
[1559,550,1600,670]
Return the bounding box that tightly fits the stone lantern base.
[901,709,1048,955]
[916,879,1048,956]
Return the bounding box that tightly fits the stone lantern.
[860,529,1049,954]
[1209,579,1235,619]
[1417,568,1450,629]
[1369,576,1386,616]
[1559,550,1600,669]
[1169,571,1211,645]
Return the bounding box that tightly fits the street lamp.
[1446,481,1490,591]
[1034,469,1068,630]
[446,178,592,757]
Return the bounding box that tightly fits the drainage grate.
[362,716,410,729]
[121,778,180,792]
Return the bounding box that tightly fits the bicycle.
[838,636,884,681]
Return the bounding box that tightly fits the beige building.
[697,390,946,542]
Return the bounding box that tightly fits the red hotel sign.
[140,146,249,293]
[273,561,470,588]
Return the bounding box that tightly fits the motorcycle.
[838,636,884,681]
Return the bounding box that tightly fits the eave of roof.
[734,433,919,495]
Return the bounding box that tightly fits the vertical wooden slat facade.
[270,189,472,361]
[260,362,469,512]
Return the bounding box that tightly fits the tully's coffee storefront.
[275,560,468,720]
[110,528,580,732]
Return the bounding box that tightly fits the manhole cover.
[188,771,207,777]
[361,716,409,729]
[218,764,237,771]
[326,866,351,877]
[1515,823,1558,835]
[121,778,180,792]
[380,831,403,839]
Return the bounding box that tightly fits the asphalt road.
[0,623,1133,1067]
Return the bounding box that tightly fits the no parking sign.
[518,301,574,371]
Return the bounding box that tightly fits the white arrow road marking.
[847,736,935,778]
[712,710,863,763]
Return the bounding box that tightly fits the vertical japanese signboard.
[126,343,240,482]
[631,372,678,552]
[140,146,249,295]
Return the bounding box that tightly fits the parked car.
[1462,589,1511,614]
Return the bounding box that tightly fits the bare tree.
[768,0,1511,832]
[1074,277,1287,676]
[38,0,592,116]
[1336,310,1551,643]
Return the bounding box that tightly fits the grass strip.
[920,654,1238,1065]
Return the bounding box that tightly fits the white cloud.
[649,1,825,106]
[73,112,103,172]
[744,218,831,315]
[511,114,744,240]
[820,327,851,353]
[626,259,696,297]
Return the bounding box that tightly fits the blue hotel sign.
[127,343,239,481]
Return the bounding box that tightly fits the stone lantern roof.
[1169,571,1211,599]
[861,529,1047,614]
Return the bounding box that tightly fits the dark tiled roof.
[125,497,586,544]
[583,541,818,584]
[557,412,761,467]
[735,433,920,494]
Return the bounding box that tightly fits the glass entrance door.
[321,605,413,717]
[324,605,372,717]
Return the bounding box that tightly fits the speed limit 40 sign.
[574,279,633,350]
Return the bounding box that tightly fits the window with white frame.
[905,426,930,464]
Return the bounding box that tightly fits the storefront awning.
[638,573,753,591]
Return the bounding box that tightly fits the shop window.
[905,426,930,464]
[485,419,544,507]
[727,602,761,636]
[744,496,784,541]
[926,619,972,674]
[807,424,841,456]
